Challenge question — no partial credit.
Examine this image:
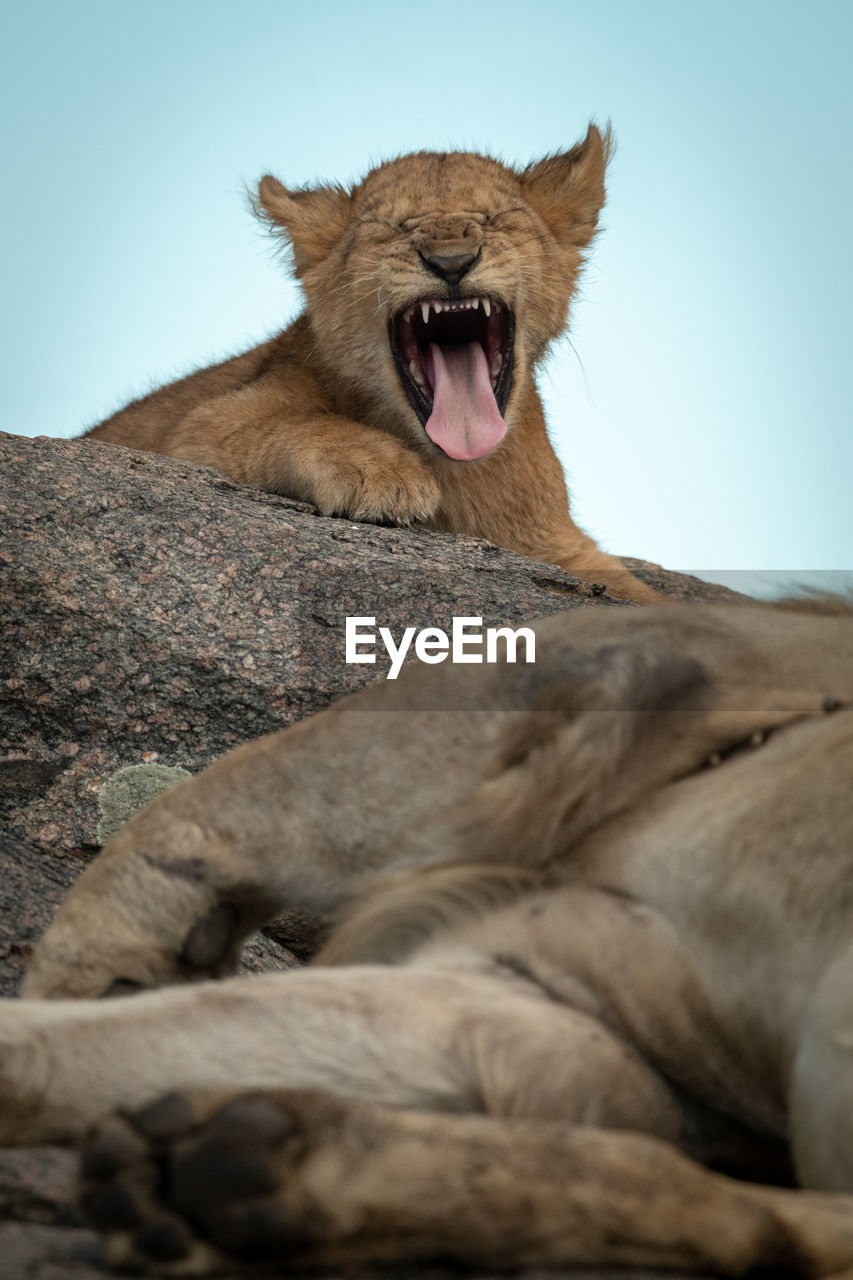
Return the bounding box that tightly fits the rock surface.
[0,430,737,1278]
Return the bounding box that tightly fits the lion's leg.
[0,961,683,1146]
[790,943,853,1191]
[173,384,442,523]
[20,813,281,999]
[22,706,490,999]
[82,1088,853,1276]
[22,717,417,999]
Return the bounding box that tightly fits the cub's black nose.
[419,250,481,288]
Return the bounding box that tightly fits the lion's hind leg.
[82,1087,853,1276]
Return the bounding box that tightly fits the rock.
[94,762,192,844]
[621,557,746,603]
[0,1222,106,1280]
[0,430,738,1278]
[0,833,78,998]
[0,432,742,862]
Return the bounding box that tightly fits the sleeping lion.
[3,599,853,1275]
[83,126,656,601]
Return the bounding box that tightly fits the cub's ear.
[254,175,352,275]
[520,123,613,250]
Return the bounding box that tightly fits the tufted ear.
[254,175,352,275]
[519,124,613,250]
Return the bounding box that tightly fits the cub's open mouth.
[390,297,515,461]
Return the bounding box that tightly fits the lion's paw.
[80,1089,337,1271]
[310,446,441,525]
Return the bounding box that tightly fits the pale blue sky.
[2,0,850,592]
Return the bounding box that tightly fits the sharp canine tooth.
[490,351,503,377]
[482,298,491,317]
[421,302,430,324]
[408,359,424,387]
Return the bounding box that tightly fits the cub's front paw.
[310,440,441,524]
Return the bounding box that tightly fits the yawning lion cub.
[84,126,656,600]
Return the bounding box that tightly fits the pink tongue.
[424,342,507,461]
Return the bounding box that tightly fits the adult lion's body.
[84,129,656,600]
[3,602,853,1274]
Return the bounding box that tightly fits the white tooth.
[409,359,425,387]
[482,298,491,318]
[404,307,413,323]
[471,298,480,310]
[490,351,503,379]
[434,301,444,314]
[421,302,430,324]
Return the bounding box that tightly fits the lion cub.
[85,126,655,600]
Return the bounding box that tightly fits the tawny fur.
[2,601,853,1275]
[84,127,655,601]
